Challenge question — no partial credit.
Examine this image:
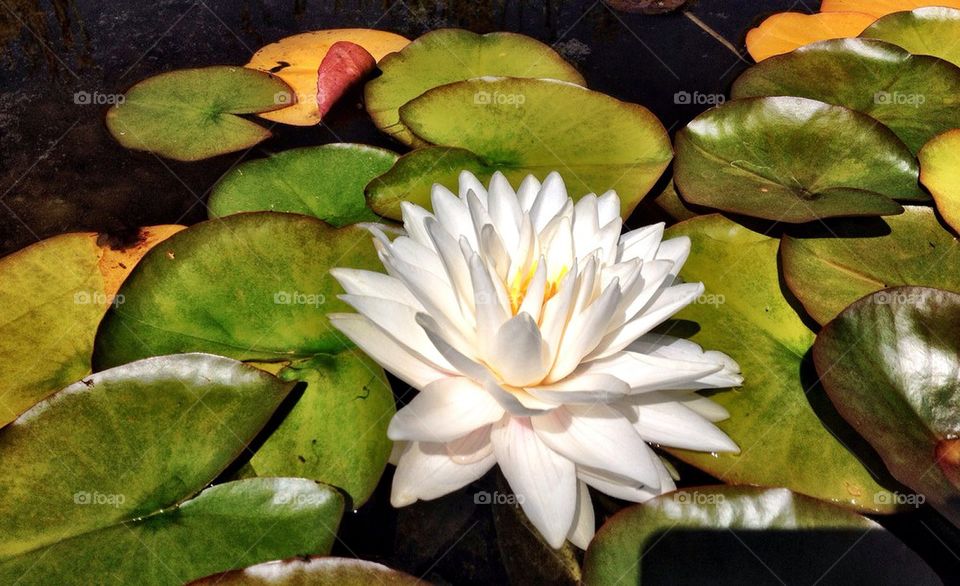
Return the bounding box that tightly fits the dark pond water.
[1,1,957,584]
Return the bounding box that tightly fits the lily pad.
[663,215,898,512]
[781,206,960,325]
[653,180,699,221]
[1,478,342,585]
[93,212,381,368]
[368,77,672,220]
[364,29,585,146]
[208,144,397,225]
[244,350,394,507]
[745,12,876,62]
[814,287,960,526]
[732,38,960,153]
[190,557,423,585]
[247,29,410,126]
[0,353,343,583]
[821,0,960,18]
[674,96,925,223]
[862,7,960,68]
[583,486,938,585]
[919,129,960,234]
[107,67,293,161]
[0,226,182,427]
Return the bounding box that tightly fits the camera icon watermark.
[273,291,325,307]
[74,490,126,508]
[674,91,725,106]
[874,91,925,108]
[73,91,125,106]
[474,490,524,506]
[474,90,526,108]
[874,491,925,507]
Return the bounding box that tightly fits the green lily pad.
[862,7,960,69]
[0,226,182,427]
[107,66,293,161]
[653,180,699,221]
[781,206,960,325]
[583,486,937,585]
[674,96,925,223]
[208,144,398,225]
[919,128,960,234]
[244,350,395,507]
[814,287,960,527]
[93,212,381,368]
[190,556,423,585]
[364,29,585,147]
[368,77,672,220]
[1,478,343,585]
[731,38,960,153]
[0,353,343,583]
[663,215,897,512]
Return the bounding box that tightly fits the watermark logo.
[673,490,725,505]
[275,493,328,506]
[474,90,526,108]
[73,91,125,106]
[74,491,126,508]
[74,290,124,307]
[874,491,925,507]
[274,90,294,106]
[871,290,923,306]
[274,291,325,307]
[474,490,524,505]
[693,293,726,307]
[874,91,925,108]
[674,91,725,106]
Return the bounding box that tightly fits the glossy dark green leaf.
[814,287,960,527]
[244,350,395,507]
[862,7,960,69]
[0,354,340,583]
[782,206,960,325]
[107,67,293,161]
[663,215,897,512]
[583,486,937,585]
[365,29,585,146]
[208,144,398,225]
[93,212,381,368]
[368,78,672,220]
[732,38,960,153]
[190,556,423,585]
[1,478,342,585]
[674,96,925,222]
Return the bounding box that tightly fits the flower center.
[507,262,566,315]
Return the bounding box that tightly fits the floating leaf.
[814,287,960,526]
[745,12,876,62]
[93,212,380,369]
[368,78,672,220]
[583,486,937,585]
[365,29,585,146]
[244,350,394,507]
[782,206,960,325]
[732,38,960,153]
[674,96,925,222]
[247,29,410,126]
[190,557,423,585]
[662,215,898,512]
[208,144,397,225]
[107,67,293,161]
[862,7,960,68]
[920,129,960,234]
[1,478,342,585]
[823,0,960,18]
[653,180,699,221]
[0,353,343,583]
[0,226,182,427]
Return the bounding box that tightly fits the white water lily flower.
[329,171,742,549]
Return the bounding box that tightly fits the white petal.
[391,440,496,506]
[416,313,489,382]
[655,236,691,281]
[574,351,721,393]
[468,252,510,357]
[400,201,436,251]
[596,190,621,226]
[489,312,551,386]
[526,373,630,404]
[539,260,579,362]
[466,189,494,246]
[432,183,476,249]
[628,334,744,390]
[676,393,730,422]
[532,404,660,488]
[425,218,475,317]
[618,223,665,263]
[329,268,422,309]
[458,170,488,205]
[328,314,445,389]
[612,259,675,329]
[578,459,676,503]
[572,194,599,259]
[516,260,548,322]
[480,224,511,281]
[628,396,739,453]
[548,278,622,382]
[447,425,494,464]
[541,215,575,283]
[567,481,595,550]
[491,416,578,548]
[389,377,504,443]
[487,171,522,250]
[517,175,542,211]
[484,380,554,416]
[338,294,453,370]
[529,172,569,232]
